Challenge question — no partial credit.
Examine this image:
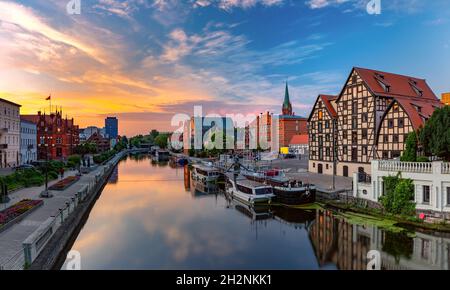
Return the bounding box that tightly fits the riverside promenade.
[0,152,125,270]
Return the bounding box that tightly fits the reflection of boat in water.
[225,173,274,205]
[271,206,315,229]
[191,164,221,183]
[193,180,219,196]
[242,168,316,205]
[226,195,272,221]
[170,156,189,167]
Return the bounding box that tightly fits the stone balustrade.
[378,161,434,174]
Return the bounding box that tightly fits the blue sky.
[0,0,449,135]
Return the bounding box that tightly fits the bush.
[379,173,415,216]
[416,156,430,162]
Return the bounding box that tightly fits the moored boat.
[191,164,221,183]
[225,173,275,205]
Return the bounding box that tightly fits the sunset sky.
[0,0,449,136]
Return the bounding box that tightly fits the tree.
[150,129,160,140]
[379,173,415,216]
[73,143,97,167]
[401,131,418,162]
[419,106,450,161]
[154,134,168,149]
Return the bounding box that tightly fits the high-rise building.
[105,117,118,139]
[0,98,21,168]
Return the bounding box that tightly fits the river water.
[63,154,450,270]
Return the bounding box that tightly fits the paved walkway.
[0,167,103,269]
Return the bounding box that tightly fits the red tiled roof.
[289,134,308,145]
[21,114,77,127]
[354,67,438,101]
[394,96,442,131]
[320,95,338,118]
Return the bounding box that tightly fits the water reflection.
[63,155,450,270]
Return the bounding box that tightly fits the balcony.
[378,160,433,174]
[0,144,7,149]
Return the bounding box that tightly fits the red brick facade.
[21,110,79,160]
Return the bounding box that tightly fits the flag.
[46,95,51,101]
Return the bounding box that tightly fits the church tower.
[282,82,293,116]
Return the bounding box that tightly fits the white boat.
[225,173,275,205]
[153,150,170,162]
[191,164,221,183]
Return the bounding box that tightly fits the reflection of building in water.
[309,210,450,270]
[108,166,119,184]
[184,165,190,191]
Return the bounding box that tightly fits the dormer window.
[375,74,390,93]
[409,80,423,97]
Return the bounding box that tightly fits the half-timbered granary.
[308,67,441,177]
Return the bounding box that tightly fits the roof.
[289,134,308,145]
[20,118,37,125]
[237,179,271,189]
[0,98,21,107]
[21,113,77,127]
[283,82,291,109]
[392,96,442,131]
[307,94,338,122]
[353,67,438,101]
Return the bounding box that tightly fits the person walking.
[60,167,65,179]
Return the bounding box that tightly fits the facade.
[79,126,105,143]
[308,67,441,177]
[288,134,309,156]
[21,110,79,160]
[0,98,21,168]
[87,132,110,153]
[353,160,450,220]
[248,83,307,152]
[308,95,338,175]
[20,119,37,165]
[105,117,118,139]
[442,93,450,105]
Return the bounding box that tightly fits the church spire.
[282,81,293,115]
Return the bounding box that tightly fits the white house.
[353,160,450,219]
[20,119,37,165]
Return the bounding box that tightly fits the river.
[62,154,450,270]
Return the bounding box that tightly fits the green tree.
[73,143,97,167]
[419,106,450,161]
[401,131,418,162]
[150,129,160,140]
[379,173,415,216]
[154,134,168,149]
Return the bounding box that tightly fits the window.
[423,185,431,204]
[352,117,358,129]
[343,131,348,140]
[352,75,357,84]
[362,129,368,139]
[318,111,323,120]
[318,122,323,133]
[362,98,368,107]
[393,134,399,143]
[388,119,394,128]
[383,135,389,143]
[362,113,368,123]
[393,103,399,112]
[362,146,368,156]
[352,102,358,114]
[351,148,358,162]
[352,131,358,144]
[319,136,323,147]
[447,187,450,205]
[325,120,330,129]
[382,151,389,159]
[398,118,404,128]
[343,145,348,155]
[326,147,330,157]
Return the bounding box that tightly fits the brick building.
[21,110,79,160]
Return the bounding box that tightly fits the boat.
[191,164,221,183]
[153,150,170,162]
[242,168,316,205]
[225,173,275,205]
[169,156,189,167]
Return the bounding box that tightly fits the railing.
[443,163,450,174]
[358,172,372,184]
[378,161,433,174]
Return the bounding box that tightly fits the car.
[283,154,296,159]
[13,164,35,171]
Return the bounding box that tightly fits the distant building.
[183,116,234,154]
[79,126,105,143]
[87,132,110,153]
[288,134,309,156]
[308,67,442,177]
[22,110,79,160]
[20,119,37,165]
[105,117,118,139]
[0,98,21,168]
[249,83,308,151]
[442,93,450,105]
